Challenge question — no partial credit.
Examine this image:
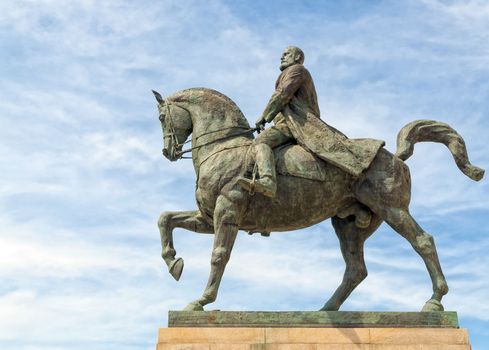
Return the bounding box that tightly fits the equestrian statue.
[153,46,484,312]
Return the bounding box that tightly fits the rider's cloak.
[272,64,385,177]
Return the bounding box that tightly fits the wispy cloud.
[1,0,488,349]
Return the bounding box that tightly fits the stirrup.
[237,177,256,196]
[237,177,276,198]
[239,163,258,195]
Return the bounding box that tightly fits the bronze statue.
[152,47,484,312]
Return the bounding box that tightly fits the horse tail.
[395,120,484,181]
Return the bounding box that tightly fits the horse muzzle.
[162,147,170,158]
[162,146,182,162]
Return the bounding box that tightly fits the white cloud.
[1,0,488,349]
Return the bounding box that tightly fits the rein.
[177,126,257,159]
[163,101,257,160]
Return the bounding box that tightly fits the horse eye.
[159,114,165,122]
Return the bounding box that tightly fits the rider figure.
[238,46,320,197]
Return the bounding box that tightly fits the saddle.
[241,142,327,183]
[274,143,327,181]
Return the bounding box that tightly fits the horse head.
[153,88,252,163]
[153,90,192,162]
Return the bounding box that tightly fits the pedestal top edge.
[168,311,459,328]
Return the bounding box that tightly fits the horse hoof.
[319,301,339,311]
[421,299,444,312]
[169,258,184,281]
[183,301,204,311]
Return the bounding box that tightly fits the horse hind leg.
[381,207,448,311]
[358,190,448,310]
[356,151,448,311]
[157,210,214,281]
[321,213,382,311]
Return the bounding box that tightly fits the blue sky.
[1,0,488,349]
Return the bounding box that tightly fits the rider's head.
[280,46,304,71]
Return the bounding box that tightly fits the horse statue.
[153,87,484,312]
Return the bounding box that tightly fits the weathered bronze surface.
[153,47,484,313]
[168,311,459,328]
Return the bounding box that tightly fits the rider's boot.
[238,143,277,197]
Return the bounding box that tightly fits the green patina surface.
[168,311,459,328]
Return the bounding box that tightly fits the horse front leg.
[157,210,214,281]
[184,194,241,311]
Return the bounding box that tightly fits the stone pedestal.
[156,312,472,349]
[156,327,471,349]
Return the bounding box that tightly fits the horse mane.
[167,88,250,127]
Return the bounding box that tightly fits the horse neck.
[187,104,251,172]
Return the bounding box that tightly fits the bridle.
[161,102,186,158]
[162,102,258,160]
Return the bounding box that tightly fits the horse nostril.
[162,148,169,157]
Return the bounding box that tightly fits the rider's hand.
[255,117,266,131]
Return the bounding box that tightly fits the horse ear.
[152,90,164,104]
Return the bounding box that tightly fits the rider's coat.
[267,63,385,176]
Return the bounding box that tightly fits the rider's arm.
[261,65,305,123]
[261,93,285,123]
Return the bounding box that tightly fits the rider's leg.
[238,126,292,197]
[250,142,277,196]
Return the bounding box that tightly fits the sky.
[0,0,488,349]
